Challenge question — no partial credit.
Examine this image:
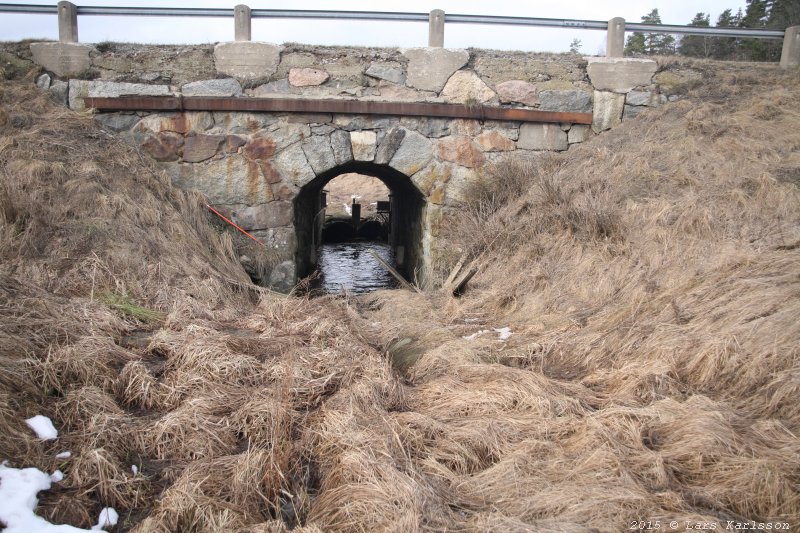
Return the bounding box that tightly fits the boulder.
[29,42,92,77]
[625,90,651,106]
[330,129,353,165]
[350,131,377,161]
[586,57,657,93]
[274,143,316,187]
[623,105,646,120]
[94,112,139,133]
[249,79,291,96]
[389,130,433,176]
[268,260,296,293]
[181,78,242,97]
[301,135,336,175]
[437,136,485,167]
[568,124,591,144]
[289,68,329,87]
[441,71,496,104]
[592,91,625,133]
[182,134,225,163]
[374,127,406,164]
[87,81,171,98]
[365,62,406,84]
[36,73,51,90]
[402,48,469,92]
[518,124,568,151]
[48,80,69,106]
[476,130,516,152]
[415,117,450,138]
[495,80,538,106]
[141,136,177,162]
[538,90,592,113]
[214,42,282,80]
[67,79,89,111]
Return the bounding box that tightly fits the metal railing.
[1,2,797,66]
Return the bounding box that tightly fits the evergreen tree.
[740,0,779,60]
[712,9,742,60]
[679,12,712,57]
[767,0,800,28]
[624,9,676,55]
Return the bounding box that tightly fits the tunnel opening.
[294,161,426,294]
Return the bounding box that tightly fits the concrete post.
[606,17,625,58]
[429,9,445,47]
[780,26,800,69]
[234,4,251,41]
[57,1,78,43]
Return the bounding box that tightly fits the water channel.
[312,241,399,294]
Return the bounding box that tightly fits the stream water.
[313,241,399,294]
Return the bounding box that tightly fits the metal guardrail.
[0,3,787,39]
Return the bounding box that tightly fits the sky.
[0,1,749,54]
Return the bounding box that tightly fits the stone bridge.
[29,39,679,290]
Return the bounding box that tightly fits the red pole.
[206,204,265,246]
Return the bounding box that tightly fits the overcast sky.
[0,1,748,53]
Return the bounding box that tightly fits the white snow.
[91,508,118,531]
[49,470,64,483]
[25,415,58,440]
[0,463,91,532]
[463,329,489,340]
[131,465,138,475]
[343,203,352,215]
[494,327,513,341]
[55,451,71,460]
[463,327,513,342]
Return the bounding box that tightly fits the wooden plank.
[444,254,466,289]
[452,266,478,297]
[367,250,421,293]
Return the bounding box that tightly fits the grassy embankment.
[1,57,798,531]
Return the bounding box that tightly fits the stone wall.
[22,40,687,290]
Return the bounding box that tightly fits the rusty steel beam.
[83,96,593,125]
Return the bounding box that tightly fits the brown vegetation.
[1,58,799,532]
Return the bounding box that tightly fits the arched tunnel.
[294,161,426,288]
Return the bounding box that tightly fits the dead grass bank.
[1,57,799,532]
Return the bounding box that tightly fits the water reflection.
[313,242,398,294]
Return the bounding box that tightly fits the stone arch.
[294,160,427,284]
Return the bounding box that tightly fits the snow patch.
[494,327,513,341]
[463,329,489,340]
[49,470,64,483]
[131,465,138,475]
[25,415,58,440]
[91,508,118,531]
[0,463,91,532]
[55,451,71,459]
[463,327,513,342]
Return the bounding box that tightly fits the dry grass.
[1,56,799,532]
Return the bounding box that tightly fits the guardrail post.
[234,4,251,41]
[606,17,625,57]
[780,25,799,69]
[429,9,444,47]
[58,1,78,43]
